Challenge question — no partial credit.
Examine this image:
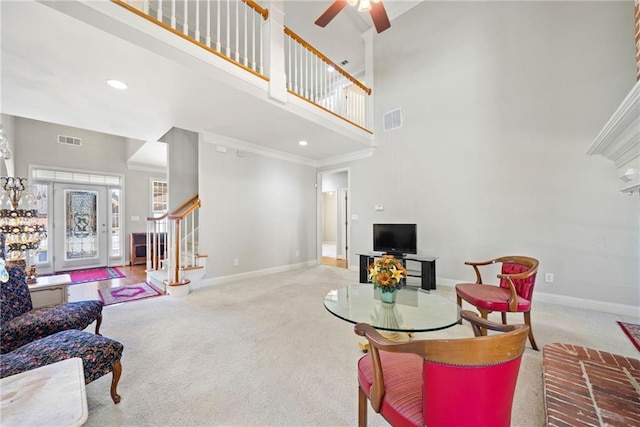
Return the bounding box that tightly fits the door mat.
[65,267,125,285]
[99,282,162,306]
[617,321,640,352]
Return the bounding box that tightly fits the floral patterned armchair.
[0,264,103,354]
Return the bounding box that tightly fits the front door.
[53,183,108,272]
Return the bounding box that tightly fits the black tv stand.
[358,252,437,290]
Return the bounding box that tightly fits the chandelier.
[0,124,12,160]
[0,177,47,264]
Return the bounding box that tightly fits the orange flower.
[377,271,391,286]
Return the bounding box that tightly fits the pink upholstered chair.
[455,256,539,350]
[355,310,529,427]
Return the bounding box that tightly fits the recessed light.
[298,140,308,146]
[107,79,128,90]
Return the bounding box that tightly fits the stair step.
[181,265,204,271]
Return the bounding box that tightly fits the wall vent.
[383,108,402,131]
[57,135,82,146]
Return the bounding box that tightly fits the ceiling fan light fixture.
[358,0,371,12]
[347,0,358,6]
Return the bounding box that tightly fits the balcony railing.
[113,0,372,132]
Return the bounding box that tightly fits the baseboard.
[437,277,638,317]
[198,260,318,287]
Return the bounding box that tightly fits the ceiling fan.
[315,0,391,34]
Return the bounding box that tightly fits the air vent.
[58,135,82,146]
[383,108,402,131]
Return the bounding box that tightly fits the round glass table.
[323,284,460,334]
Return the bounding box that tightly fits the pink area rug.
[99,282,162,306]
[65,267,125,285]
[617,321,640,352]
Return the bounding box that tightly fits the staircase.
[146,195,205,296]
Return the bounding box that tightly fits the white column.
[266,1,287,103]
[362,28,374,132]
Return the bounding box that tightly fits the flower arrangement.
[368,255,407,292]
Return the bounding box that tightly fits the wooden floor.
[321,257,348,269]
[67,264,151,302]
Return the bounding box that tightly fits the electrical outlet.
[233,258,239,267]
[544,273,554,283]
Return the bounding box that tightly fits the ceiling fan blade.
[370,1,391,33]
[315,0,348,28]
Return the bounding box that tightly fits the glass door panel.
[54,184,107,271]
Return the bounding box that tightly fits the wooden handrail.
[168,199,201,221]
[111,0,269,82]
[242,0,268,20]
[284,26,372,95]
[288,90,373,133]
[146,194,200,222]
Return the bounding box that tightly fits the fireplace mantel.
[587,80,640,194]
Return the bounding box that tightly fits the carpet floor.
[74,266,639,427]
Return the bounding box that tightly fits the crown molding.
[587,80,640,193]
[317,148,374,167]
[126,161,166,173]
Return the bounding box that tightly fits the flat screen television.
[373,223,417,256]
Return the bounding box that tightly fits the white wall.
[198,140,317,278]
[161,127,199,210]
[327,1,639,308]
[11,116,166,263]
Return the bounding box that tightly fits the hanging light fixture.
[0,127,46,267]
[0,124,12,160]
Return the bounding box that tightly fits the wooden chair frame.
[457,256,539,350]
[354,310,529,427]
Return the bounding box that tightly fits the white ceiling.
[1,0,422,165]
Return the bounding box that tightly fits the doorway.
[318,169,349,269]
[53,183,108,272]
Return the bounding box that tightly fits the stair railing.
[284,26,371,131]
[112,0,372,131]
[146,195,201,287]
[113,0,269,78]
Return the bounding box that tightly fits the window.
[151,180,168,214]
[111,189,121,257]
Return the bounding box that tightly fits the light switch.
[351,214,359,220]
[131,216,140,221]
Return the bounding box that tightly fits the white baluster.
[258,16,263,75]
[183,0,188,35]
[225,0,230,57]
[206,0,211,47]
[216,0,221,52]
[235,0,239,62]
[170,0,176,28]
[195,0,200,42]
[158,0,163,21]
[287,36,292,90]
[243,5,248,66]
[143,0,149,15]
[294,40,298,94]
[305,48,308,99]
[251,12,256,71]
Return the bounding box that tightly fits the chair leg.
[358,386,367,427]
[110,359,123,404]
[501,312,507,325]
[95,313,103,336]
[523,311,539,351]
[478,308,490,336]
[456,294,463,324]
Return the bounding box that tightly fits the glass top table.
[323,284,460,333]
